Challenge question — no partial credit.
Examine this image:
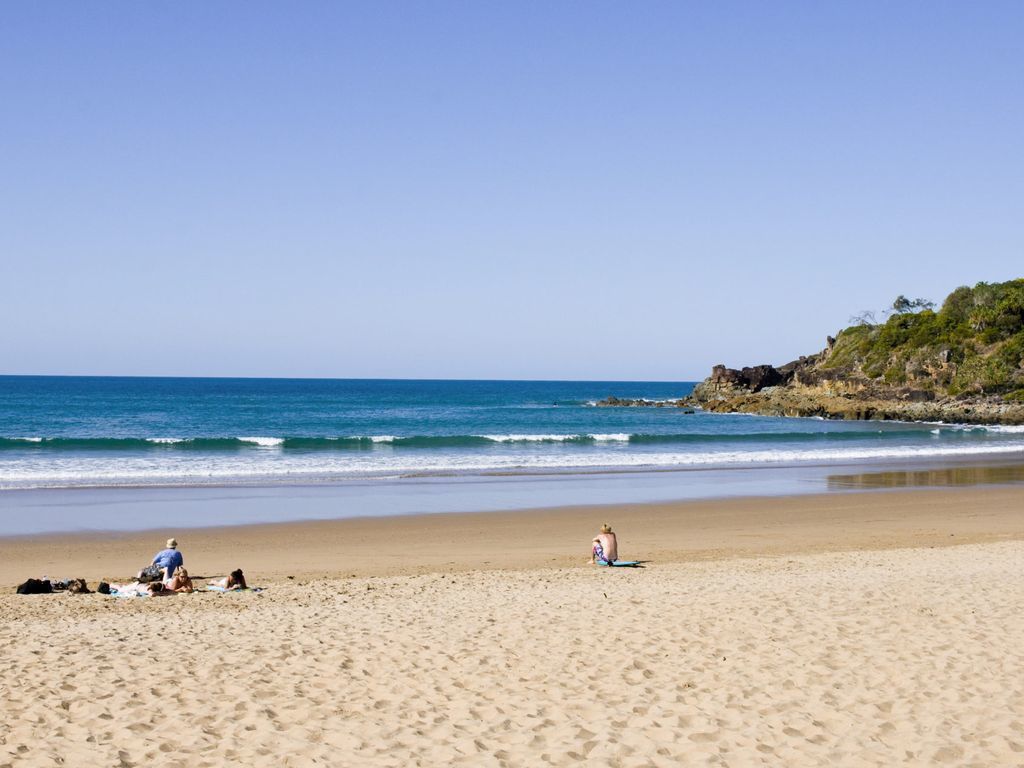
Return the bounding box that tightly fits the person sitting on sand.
[209,569,247,591]
[145,537,184,581]
[591,524,619,564]
[165,567,194,593]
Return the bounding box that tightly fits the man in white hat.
[150,537,184,581]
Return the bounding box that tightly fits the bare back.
[597,532,618,562]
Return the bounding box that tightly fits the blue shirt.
[153,548,183,578]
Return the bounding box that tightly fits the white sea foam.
[146,437,186,444]
[237,436,285,447]
[3,438,1024,490]
[479,433,632,443]
[370,436,396,443]
[12,437,43,442]
[482,434,577,442]
[931,423,988,432]
[583,398,686,407]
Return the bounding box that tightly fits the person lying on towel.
[208,569,247,591]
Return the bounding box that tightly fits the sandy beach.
[2,486,1024,766]
[6,0,1023,765]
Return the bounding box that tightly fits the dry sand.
[2,487,1024,766]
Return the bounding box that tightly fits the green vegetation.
[890,295,935,314]
[824,279,1024,397]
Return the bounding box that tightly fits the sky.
[1,2,1021,381]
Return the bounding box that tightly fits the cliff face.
[687,280,1024,425]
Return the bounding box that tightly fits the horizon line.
[0,373,702,384]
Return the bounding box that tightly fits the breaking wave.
[0,426,1018,452]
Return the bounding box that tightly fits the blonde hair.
[600,524,612,533]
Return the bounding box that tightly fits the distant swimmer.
[590,524,618,565]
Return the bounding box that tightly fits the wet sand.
[2,486,1024,767]
[1,486,1022,586]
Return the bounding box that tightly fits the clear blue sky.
[1,2,1021,380]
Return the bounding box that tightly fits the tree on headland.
[825,279,1024,398]
[890,295,935,315]
[849,297,935,326]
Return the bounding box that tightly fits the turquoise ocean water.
[2,376,1024,491]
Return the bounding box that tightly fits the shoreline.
[4,411,1024,494]
[2,454,1023,539]
[5,439,1024,492]
[2,485,1022,587]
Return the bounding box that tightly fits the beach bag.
[138,565,163,583]
[68,578,91,594]
[16,578,52,595]
[97,582,110,595]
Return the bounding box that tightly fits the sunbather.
[110,581,170,597]
[590,523,619,564]
[165,567,194,593]
[209,568,247,591]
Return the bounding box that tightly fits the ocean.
[2,375,1024,491]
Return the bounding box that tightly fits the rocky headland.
[607,280,1024,425]
[686,356,1024,425]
